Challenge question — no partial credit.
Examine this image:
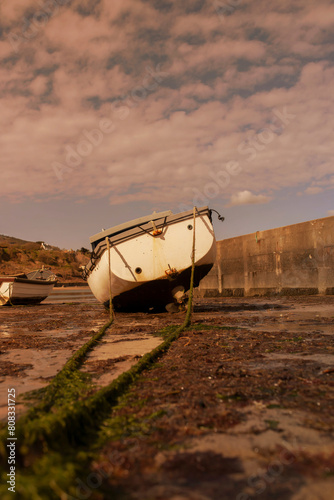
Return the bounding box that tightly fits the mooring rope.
[106,237,114,321]
[182,206,197,328]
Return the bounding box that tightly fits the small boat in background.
[84,206,220,312]
[0,269,57,306]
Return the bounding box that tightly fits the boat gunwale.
[0,277,57,286]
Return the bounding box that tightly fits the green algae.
[0,321,190,499]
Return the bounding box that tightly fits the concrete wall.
[198,215,334,297]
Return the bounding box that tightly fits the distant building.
[40,242,52,251]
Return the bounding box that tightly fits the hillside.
[0,234,35,246]
[0,234,90,282]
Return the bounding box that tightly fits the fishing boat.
[0,270,57,306]
[84,206,221,312]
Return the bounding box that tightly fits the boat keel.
[103,263,212,312]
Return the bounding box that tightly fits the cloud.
[0,0,334,209]
[328,210,334,217]
[229,191,271,207]
[304,187,323,195]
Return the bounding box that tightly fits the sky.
[0,0,334,249]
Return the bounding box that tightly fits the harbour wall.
[198,215,334,297]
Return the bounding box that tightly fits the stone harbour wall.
[198,215,334,297]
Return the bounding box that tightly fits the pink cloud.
[229,191,271,206]
[1,0,334,209]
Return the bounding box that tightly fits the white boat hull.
[0,277,56,306]
[86,208,216,311]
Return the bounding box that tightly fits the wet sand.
[0,290,167,420]
[0,293,333,499]
[94,295,334,500]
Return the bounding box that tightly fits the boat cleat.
[165,264,178,279]
[150,220,163,236]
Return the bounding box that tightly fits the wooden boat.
[83,207,219,312]
[0,270,57,306]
